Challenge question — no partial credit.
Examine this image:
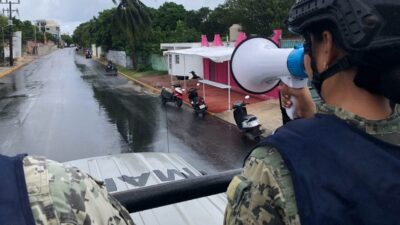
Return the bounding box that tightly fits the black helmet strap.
[310,55,354,96]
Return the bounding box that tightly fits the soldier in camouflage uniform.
[224,0,400,224]
[23,156,134,225]
[224,104,400,225]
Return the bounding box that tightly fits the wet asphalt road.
[0,48,255,173]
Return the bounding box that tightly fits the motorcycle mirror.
[245,95,250,100]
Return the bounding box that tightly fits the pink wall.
[203,59,279,100]
[203,59,210,80]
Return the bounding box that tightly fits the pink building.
[163,32,282,103]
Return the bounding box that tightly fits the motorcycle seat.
[233,102,246,108]
[161,89,173,98]
[243,115,257,121]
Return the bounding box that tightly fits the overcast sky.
[15,0,225,35]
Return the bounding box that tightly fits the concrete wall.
[4,31,22,59]
[168,54,203,78]
[97,47,103,58]
[37,43,56,56]
[150,54,167,71]
[91,44,97,57]
[90,44,104,58]
[106,50,133,69]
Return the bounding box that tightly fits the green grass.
[117,65,167,78]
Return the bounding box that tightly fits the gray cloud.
[13,0,224,34]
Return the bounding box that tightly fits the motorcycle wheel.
[198,111,205,118]
[176,99,183,108]
[161,97,167,105]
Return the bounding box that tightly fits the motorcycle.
[188,84,208,117]
[105,61,118,76]
[161,84,184,108]
[85,50,92,59]
[233,96,263,141]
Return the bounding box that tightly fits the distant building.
[36,20,60,40]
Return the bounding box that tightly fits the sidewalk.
[0,45,58,79]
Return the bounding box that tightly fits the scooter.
[188,84,208,118]
[161,84,184,108]
[85,50,92,59]
[105,61,118,76]
[233,96,263,141]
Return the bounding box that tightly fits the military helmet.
[288,0,400,52]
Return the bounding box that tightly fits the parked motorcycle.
[85,50,92,59]
[188,84,208,117]
[161,84,184,108]
[233,96,263,141]
[105,61,118,76]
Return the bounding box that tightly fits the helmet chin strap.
[310,55,355,97]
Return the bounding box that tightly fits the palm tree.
[112,0,151,67]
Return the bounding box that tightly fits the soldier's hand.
[279,84,316,119]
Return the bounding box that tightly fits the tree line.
[0,15,65,46]
[73,0,295,66]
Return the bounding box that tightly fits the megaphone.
[231,37,308,119]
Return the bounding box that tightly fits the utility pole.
[33,24,37,55]
[1,0,20,66]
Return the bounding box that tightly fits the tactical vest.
[259,114,400,225]
[0,154,35,225]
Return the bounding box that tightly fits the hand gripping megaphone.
[231,37,308,119]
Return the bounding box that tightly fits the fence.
[106,50,133,69]
[281,39,304,48]
[149,54,167,71]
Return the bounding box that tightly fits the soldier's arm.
[23,156,134,225]
[224,145,301,225]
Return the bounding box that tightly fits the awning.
[199,79,231,89]
[164,47,234,63]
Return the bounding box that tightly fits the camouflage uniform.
[224,104,400,225]
[23,156,134,225]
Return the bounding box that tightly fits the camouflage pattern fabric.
[224,104,400,225]
[23,156,135,225]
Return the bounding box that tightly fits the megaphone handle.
[285,96,298,120]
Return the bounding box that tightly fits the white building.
[36,20,60,40]
[4,31,22,59]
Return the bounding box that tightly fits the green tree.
[185,7,211,29]
[199,5,232,39]
[111,0,151,66]
[73,21,93,47]
[61,34,73,46]
[224,0,295,36]
[152,2,186,31]
[13,19,39,43]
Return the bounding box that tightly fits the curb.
[0,62,29,79]
[0,47,58,79]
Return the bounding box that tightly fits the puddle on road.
[91,86,160,153]
[75,62,98,80]
[76,60,161,151]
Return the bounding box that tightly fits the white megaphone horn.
[231,37,308,119]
